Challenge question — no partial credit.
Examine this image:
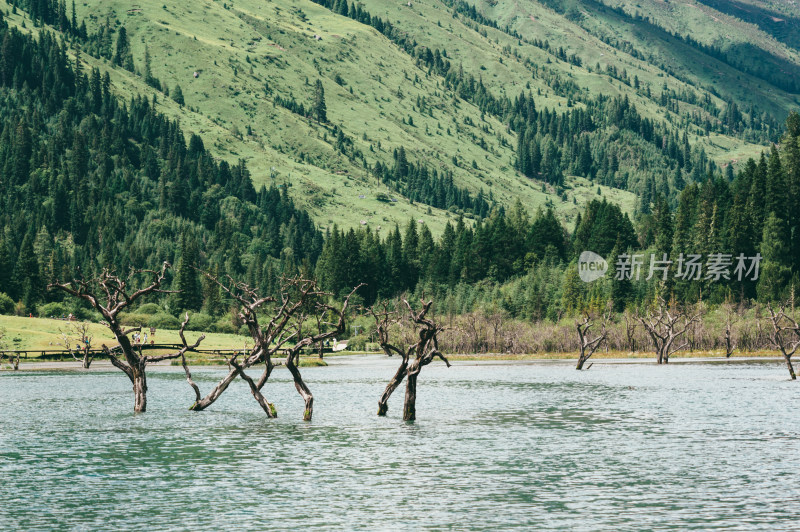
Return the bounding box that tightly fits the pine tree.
[313,79,327,123]
[530,140,541,176]
[0,236,13,296]
[561,264,584,315]
[113,26,130,69]
[403,219,420,290]
[143,44,159,89]
[608,238,630,311]
[12,119,32,185]
[14,232,41,310]
[172,84,185,107]
[578,135,592,176]
[673,166,685,191]
[758,213,792,302]
[781,115,800,273]
[765,144,784,217]
[653,195,673,256]
[175,232,203,311]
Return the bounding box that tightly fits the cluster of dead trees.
[435,296,800,379]
[574,298,800,377]
[48,264,365,416]
[47,264,454,417]
[11,264,800,417]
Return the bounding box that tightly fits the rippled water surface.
[2,357,800,530]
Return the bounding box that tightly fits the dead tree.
[621,311,638,352]
[369,302,405,416]
[57,322,95,368]
[181,273,361,420]
[49,263,205,412]
[764,303,800,380]
[637,297,702,364]
[722,302,739,358]
[575,309,609,370]
[371,298,451,421]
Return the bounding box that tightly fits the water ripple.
[1,361,799,530]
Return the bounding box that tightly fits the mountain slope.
[5,0,796,232]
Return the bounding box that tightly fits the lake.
[1,356,799,530]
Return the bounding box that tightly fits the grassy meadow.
[0,315,246,353]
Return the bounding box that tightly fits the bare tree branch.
[765,302,800,379]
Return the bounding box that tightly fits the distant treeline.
[325,112,800,318]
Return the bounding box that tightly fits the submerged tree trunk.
[286,353,314,421]
[403,368,419,422]
[188,367,239,411]
[132,365,147,413]
[725,327,734,358]
[231,361,277,417]
[82,348,93,369]
[785,356,796,380]
[180,275,360,418]
[378,358,408,416]
[373,298,450,421]
[51,264,202,413]
[764,303,800,380]
[639,298,701,366]
[575,312,607,370]
[576,349,589,370]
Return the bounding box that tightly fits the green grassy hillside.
[5,0,796,232]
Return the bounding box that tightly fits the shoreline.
[2,352,788,372]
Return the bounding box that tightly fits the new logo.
[578,251,608,282]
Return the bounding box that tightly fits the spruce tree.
[14,232,41,310]
[175,233,203,311]
[0,237,12,296]
[608,239,631,311]
[765,145,785,218]
[758,213,792,302]
[313,79,327,123]
[561,264,584,315]
[172,84,185,107]
[113,26,129,68]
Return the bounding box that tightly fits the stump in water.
[181,273,362,420]
[765,303,800,380]
[50,263,205,413]
[371,298,450,421]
